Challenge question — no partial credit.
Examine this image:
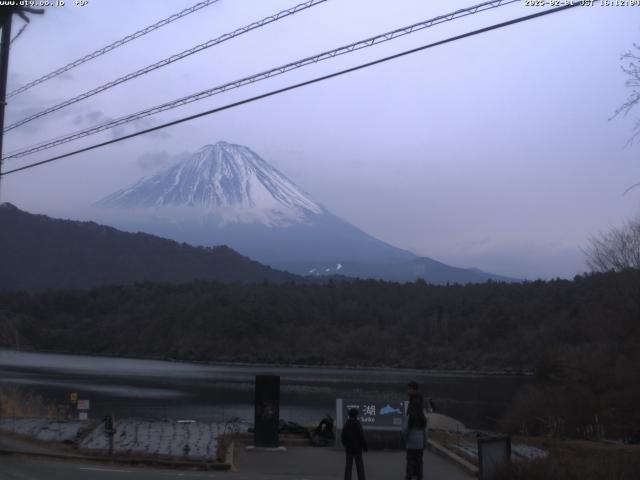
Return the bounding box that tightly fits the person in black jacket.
[341,408,367,480]
[405,380,427,480]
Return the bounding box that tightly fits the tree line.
[1,269,639,437]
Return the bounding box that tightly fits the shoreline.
[0,347,534,377]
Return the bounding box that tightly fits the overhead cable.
[0,3,581,177]
[4,0,520,158]
[4,0,328,132]
[6,0,221,99]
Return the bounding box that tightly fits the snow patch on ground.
[0,418,85,443]
[450,441,547,461]
[1,417,249,461]
[450,442,478,459]
[80,419,245,460]
[512,444,548,460]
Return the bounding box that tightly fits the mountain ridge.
[96,141,324,226]
[0,203,301,291]
[93,141,519,284]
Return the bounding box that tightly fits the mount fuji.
[94,141,516,283]
[97,141,325,227]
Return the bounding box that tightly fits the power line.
[3,123,85,157]
[0,3,581,178]
[6,0,221,99]
[4,0,328,133]
[4,0,520,159]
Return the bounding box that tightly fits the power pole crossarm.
[0,6,43,196]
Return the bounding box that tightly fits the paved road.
[236,446,472,480]
[0,447,473,480]
[0,456,223,479]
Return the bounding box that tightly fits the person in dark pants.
[404,380,427,480]
[341,408,367,480]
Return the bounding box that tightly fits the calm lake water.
[0,350,532,429]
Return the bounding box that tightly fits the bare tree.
[586,217,640,272]
[612,44,640,196]
[613,43,640,143]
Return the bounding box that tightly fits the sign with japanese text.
[337,399,406,430]
[77,399,90,410]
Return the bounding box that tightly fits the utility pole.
[0,9,13,196]
[0,6,43,197]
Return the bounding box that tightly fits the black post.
[104,413,116,455]
[0,10,12,190]
[254,375,280,447]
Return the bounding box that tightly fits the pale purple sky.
[2,0,639,279]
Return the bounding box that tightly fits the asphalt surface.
[236,446,473,480]
[0,456,224,480]
[0,447,473,480]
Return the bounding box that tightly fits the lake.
[0,350,532,429]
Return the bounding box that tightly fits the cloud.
[73,110,108,126]
[111,117,171,140]
[458,236,492,250]
[136,150,190,170]
[63,111,171,143]
[448,241,588,280]
[5,89,50,126]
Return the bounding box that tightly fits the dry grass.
[0,387,62,419]
[430,430,640,479]
[429,430,479,465]
[498,437,640,480]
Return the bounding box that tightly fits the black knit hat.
[407,380,419,389]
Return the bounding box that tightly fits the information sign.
[336,399,406,431]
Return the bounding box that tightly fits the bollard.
[104,413,116,455]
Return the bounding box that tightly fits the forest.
[1,269,639,437]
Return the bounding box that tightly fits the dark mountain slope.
[0,203,299,291]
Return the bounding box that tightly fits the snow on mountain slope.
[94,140,417,265]
[92,141,518,283]
[96,141,324,226]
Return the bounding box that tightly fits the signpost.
[77,399,90,421]
[76,400,90,421]
[336,399,407,450]
[336,399,406,431]
[69,392,78,420]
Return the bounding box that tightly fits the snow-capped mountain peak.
[96,141,324,226]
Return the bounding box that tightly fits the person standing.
[404,380,427,480]
[341,408,368,480]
